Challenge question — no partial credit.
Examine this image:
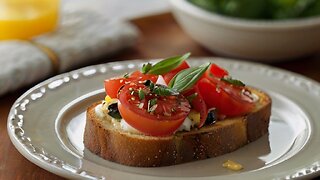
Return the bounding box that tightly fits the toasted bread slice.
[84,88,271,167]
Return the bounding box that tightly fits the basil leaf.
[221,77,245,86]
[142,63,152,74]
[147,52,191,75]
[152,85,179,96]
[169,63,210,92]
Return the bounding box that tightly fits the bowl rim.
[170,0,320,30]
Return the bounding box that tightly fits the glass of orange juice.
[0,0,60,40]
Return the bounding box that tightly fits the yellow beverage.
[0,0,59,40]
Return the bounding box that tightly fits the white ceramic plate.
[7,58,320,179]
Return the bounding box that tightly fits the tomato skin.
[118,83,191,136]
[197,78,254,117]
[118,103,186,136]
[209,64,229,78]
[163,61,190,84]
[203,64,229,81]
[104,78,127,99]
[183,86,207,128]
[130,71,158,82]
[199,63,254,117]
[106,61,253,136]
[104,71,157,98]
[105,60,189,98]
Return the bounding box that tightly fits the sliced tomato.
[162,61,190,84]
[183,85,207,128]
[207,63,229,78]
[199,63,254,117]
[117,83,191,136]
[104,71,158,98]
[198,78,254,117]
[130,70,158,82]
[104,77,127,98]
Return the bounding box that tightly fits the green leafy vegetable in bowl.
[188,0,320,20]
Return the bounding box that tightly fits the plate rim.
[7,57,320,179]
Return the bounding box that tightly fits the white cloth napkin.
[62,0,169,20]
[0,10,139,96]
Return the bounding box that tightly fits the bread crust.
[84,88,271,167]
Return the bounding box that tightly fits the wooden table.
[1,13,320,179]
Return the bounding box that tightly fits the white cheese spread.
[120,119,142,134]
[177,117,193,132]
[94,104,105,118]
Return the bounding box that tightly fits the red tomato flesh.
[208,64,229,78]
[198,78,254,117]
[117,83,191,136]
[104,77,127,98]
[104,71,158,98]
[130,71,158,82]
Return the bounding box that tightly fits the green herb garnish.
[152,85,179,96]
[188,0,320,20]
[221,77,245,86]
[123,73,129,78]
[169,63,210,92]
[148,98,158,112]
[138,89,145,100]
[143,80,155,91]
[144,80,179,96]
[142,63,152,74]
[141,53,191,75]
[149,81,155,91]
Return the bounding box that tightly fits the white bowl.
[170,0,320,61]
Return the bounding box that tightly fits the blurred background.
[62,0,169,20]
[1,0,320,96]
[0,0,171,96]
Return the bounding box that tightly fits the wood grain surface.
[1,13,320,179]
